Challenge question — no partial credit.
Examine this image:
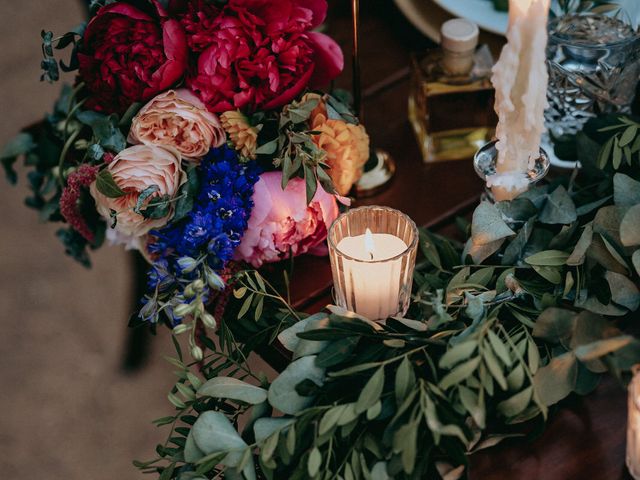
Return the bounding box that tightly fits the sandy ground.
[0,2,199,478]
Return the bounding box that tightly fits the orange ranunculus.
[306,93,370,196]
[220,111,259,160]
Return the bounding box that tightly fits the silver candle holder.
[473,140,551,202]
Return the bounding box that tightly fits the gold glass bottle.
[409,19,497,163]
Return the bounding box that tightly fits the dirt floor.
[0,2,206,478]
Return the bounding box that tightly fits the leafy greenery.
[253,93,358,203]
[40,25,84,82]
[136,116,640,480]
[1,80,138,266]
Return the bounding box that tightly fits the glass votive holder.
[328,206,418,321]
[473,140,551,202]
[628,365,640,479]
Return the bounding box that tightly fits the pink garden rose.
[235,171,339,267]
[78,1,188,114]
[90,145,186,237]
[182,0,344,113]
[128,89,226,162]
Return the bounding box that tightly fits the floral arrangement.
[130,115,640,480]
[3,1,640,479]
[2,0,370,346]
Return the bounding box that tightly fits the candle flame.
[364,228,375,260]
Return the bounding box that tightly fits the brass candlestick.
[351,0,396,198]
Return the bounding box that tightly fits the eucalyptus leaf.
[253,418,293,443]
[576,196,612,216]
[620,205,640,247]
[267,356,325,415]
[496,197,537,222]
[587,234,628,274]
[566,224,593,266]
[533,352,578,407]
[277,313,328,352]
[575,336,634,362]
[293,316,331,359]
[593,206,626,245]
[575,295,627,316]
[464,237,506,264]
[613,173,640,206]
[371,462,390,480]
[198,377,268,405]
[184,430,206,463]
[605,271,640,311]
[192,411,248,466]
[539,186,577,225]
[470,202,515,245]
[502,218,534,265]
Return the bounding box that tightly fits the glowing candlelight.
[487,0,550,201]
[328,207,418,321]
[364,228,375,260]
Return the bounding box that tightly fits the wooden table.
[280,2,632,479]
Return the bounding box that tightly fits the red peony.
[181,0,343,113]
[78,1,188,114]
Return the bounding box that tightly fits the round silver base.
[473,140,550,202]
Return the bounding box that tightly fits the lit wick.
[364,228,375,261]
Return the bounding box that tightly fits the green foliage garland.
[135,115,640,480]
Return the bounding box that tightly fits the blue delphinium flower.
[141,145,260,324]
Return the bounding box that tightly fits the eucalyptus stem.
[57,128,81,186]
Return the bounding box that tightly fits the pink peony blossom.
[235,171,339,267]
[182,0,343,113]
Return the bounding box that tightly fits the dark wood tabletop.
[280,2,632,479]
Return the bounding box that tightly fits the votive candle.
[328,206,418,321]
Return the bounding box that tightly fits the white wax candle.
[336,229,408,320]
[488,0,550,200]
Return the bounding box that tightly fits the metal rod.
[351,0,362,120]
